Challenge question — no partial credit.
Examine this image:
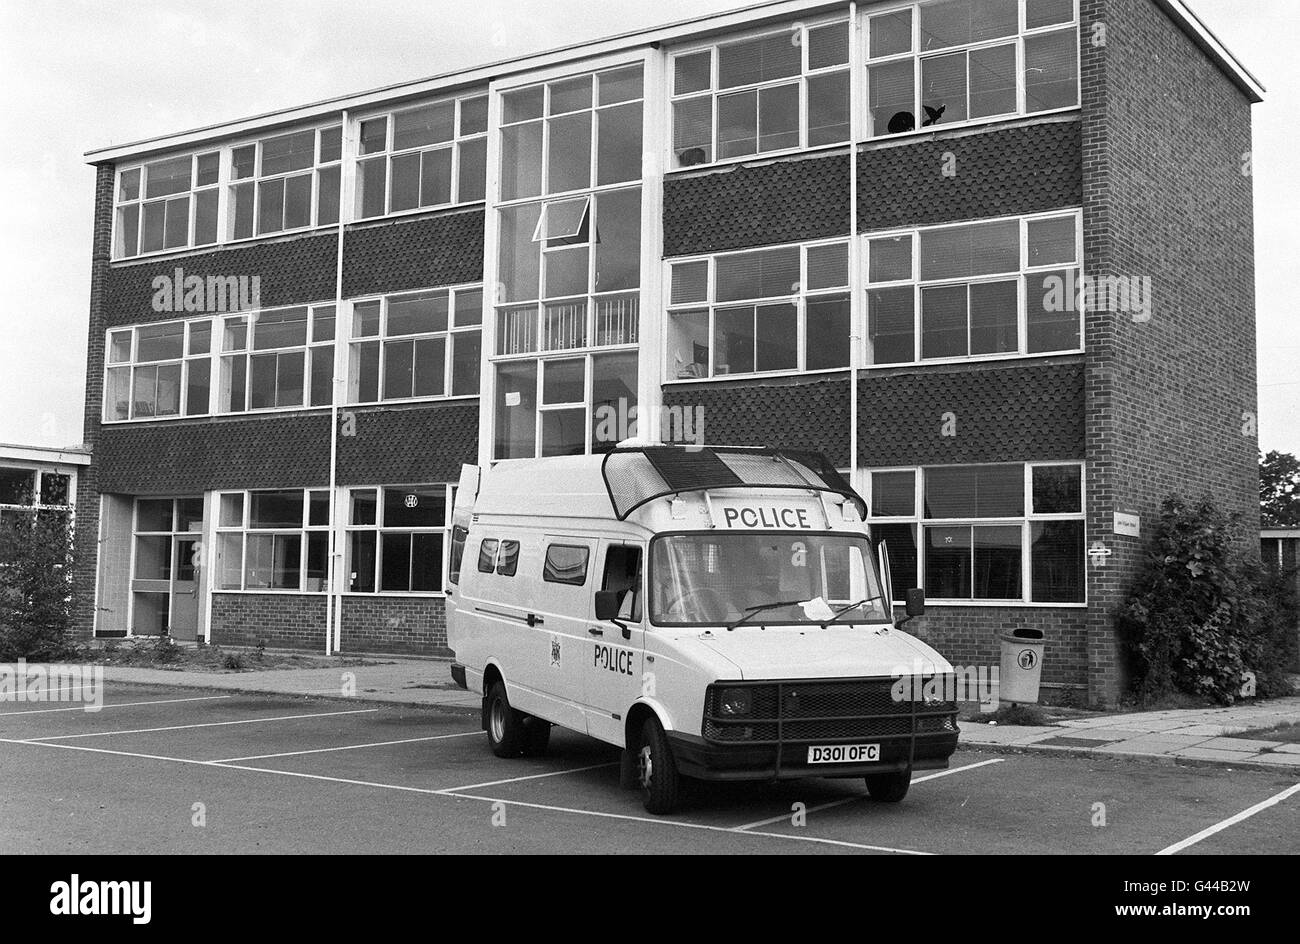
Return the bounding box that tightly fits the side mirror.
[594,590,622,622]
[904,588,926,618]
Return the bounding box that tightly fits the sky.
[0,0,1295,455]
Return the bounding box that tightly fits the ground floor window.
[866,462,1085,604]
[131,496,204,636]
[345,484,454,593]
[214,489,329,592]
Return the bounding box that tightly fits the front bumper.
[666,730,959,781]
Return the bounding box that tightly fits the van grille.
[703,678,957,745]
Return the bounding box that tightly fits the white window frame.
[343,484,455,596]
[214,304,337,416]
[865,460,1087,606]
[664,238,852,383]
[666,15,853,172]
[863,0,1081,141]
[213,489,331,594]
[103,319,214,422]
[865,208,1084,367]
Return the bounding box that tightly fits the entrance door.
[170,534,200,642]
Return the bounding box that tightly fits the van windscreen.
[650,533,889,627]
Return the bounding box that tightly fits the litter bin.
[999,627,1045,705]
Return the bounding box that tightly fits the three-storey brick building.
[77,0,1262,705]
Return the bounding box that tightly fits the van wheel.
[522,717,551,757]
[485,681,527,758]
[637,716,680,815]
[865,770,911,802]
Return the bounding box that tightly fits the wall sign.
[1113,512,1141,537]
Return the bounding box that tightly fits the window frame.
[865,460,1086,606]
[343,484,455,596]
[103,318,214,422]
[216,304,337,416]
[865,208,1084,368]
[212,488,331,594]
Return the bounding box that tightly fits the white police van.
[446,445,959,814]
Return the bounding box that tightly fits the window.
[114,151,221,258]
[600,544,643,622]
[867,462,1085,603]
[0,467,75,545]
[448,525,469,584]
[104,320,213,420]
[866,0,1079,138]
[215,489,329,592]
[348,287,483,404]
[667,241,850,379]
[671,19,850,167]
[478,538,500,573]
[355,93,488,219]
[544,544,590,586]
[346,485,452,593]
[867,211,1082,365]
[218,305,336,413]
[229,125,343,239]
[496,540,521,576]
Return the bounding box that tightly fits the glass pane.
[1032,465,1082,514]
[388,291,448,336]
[260,130,315,176]
[106,367,130,420]
[755,303,797,372]
[497,303,538,355]
[1027,268,1081,352]
[872,470,917,517]
[806,243,848,289]
[163,196,189,249]
[319,126,343,163]
[217,533,243,590]
[593,188,641,293]
[195,188,219,245]
[869,60,916,135]
[921,0,1018,50]
[671,262,709,306]
[674,52,712,95]
[383,339,415,400]
[1025,29,1079,111]
[495,540,519,576]
[230,181,255,239]
[249,490,304,529]
[390,152,421,211]
[231,145,256,180]
[925,525,971,598]
[716,246,799,302]
[136,499,174,532]
[253,307,308,350]
[502,86,545,123]
[717,89,758,159]
[451,331,482,396]
[925,465,1024,518]
[807,72,850,148]
[1027,0,1076,29]
[494,361,538,459]
[118,167,141,202]
[968,280,1019,355]
[540,407,586,457]
[672,96,713,167]
[549,75,592,115]
[392,101,455,151]
[132,592,169,635]
[547,111,592,194]
[349,531,377,592]
[874,523,917,598]
[351,489,377,526]
[868,287,915,364]
[257,178,284,234]
[40,473,71,506]
[312,306,336,342]
[477,538,499,573]
[1031,520,1084,603]
[175,498,203,532]
[420,147,454,206]
[185,358,210,416]
[920,220,1019,280]
[457,137,487,202]
[805,295,850,370]
[353,300,382,338]
[543,545,589,585]
[969,43,1017,119]
[808,22,849,69]
[310,345,333,406]
[538,196,590,243]
[1028,215,1077,266]
[136,322,184,363]
[544,247,589,299]
[306,532,328,588]
[144,155,191,198]
[411,532,443,591]
[870,234,913,282]
[921,51,967,125]
[459,95,489,135]
[667,309,710,379]
[592,351,637,454]
[384,485,445,528]
[359,118,388,155]
[974,524,1022,599]
[921,284,968,359]
[357,157,387,218]
[713,306,755,375]
[542,357,585,405]
[219,493,244,528]
[222,354,247,412]
[596,101,643,186]
[870,10,913,58]
[412,336,446,397]
[500,121,544,201]
[117,204,140,257]
[718,31,802,88]
[599,66,643,105]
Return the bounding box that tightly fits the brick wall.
[340,596,450,656]
[908,606,1089,689]
[1080,0,1257,704]
[210,593,329,650]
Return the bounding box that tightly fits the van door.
[525,537,597,734]
[584,541,646,746]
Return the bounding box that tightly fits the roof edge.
[1154,0,1265,103]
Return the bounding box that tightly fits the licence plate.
[807,743,880,764]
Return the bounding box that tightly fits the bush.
[1118,495,1298,704]
[0,507,77,661]
[222,651,247,671]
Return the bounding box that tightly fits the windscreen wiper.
[821,595,887,627]
[724,600,807,632]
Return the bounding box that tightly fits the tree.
[0,501,77,661]
[1260,450,1300,527]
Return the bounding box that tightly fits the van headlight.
[717,688,753,717]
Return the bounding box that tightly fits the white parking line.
[439,762,617,792]
[733,758,1006,831]
[21,708,378,741]
[209,731,480,763]
[1156,781,1300,855]
[0,694,233,716]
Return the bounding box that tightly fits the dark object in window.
[497,540,520,576]
[678,147,707,167]
[544,544,590,585]
[922,104,946,126]
[887,111,916,134]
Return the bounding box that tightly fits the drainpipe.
[848,2,861,493]
[325,109,350,656]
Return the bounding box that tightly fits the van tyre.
[485,680,527,758]
[522,717,551,756]
[865,770,911,802]
[637,716,680,815]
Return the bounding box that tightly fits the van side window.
[600,545,643,622]
[448,525,468,585]
[496,540,520,576]
[477,539,499,573]
[543,544,589,586]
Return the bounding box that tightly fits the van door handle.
[588,627,604,637]
[526,613,543,627]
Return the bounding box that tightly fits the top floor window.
[229,125,342,239]
[866,0,1078,137]
[355,93,488,219]
[670,19,850,168]
[115,152,222,258]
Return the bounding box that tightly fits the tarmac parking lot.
[1,683,1297,855]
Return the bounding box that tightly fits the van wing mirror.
[594,590,622,622]
[904,588,926,618]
